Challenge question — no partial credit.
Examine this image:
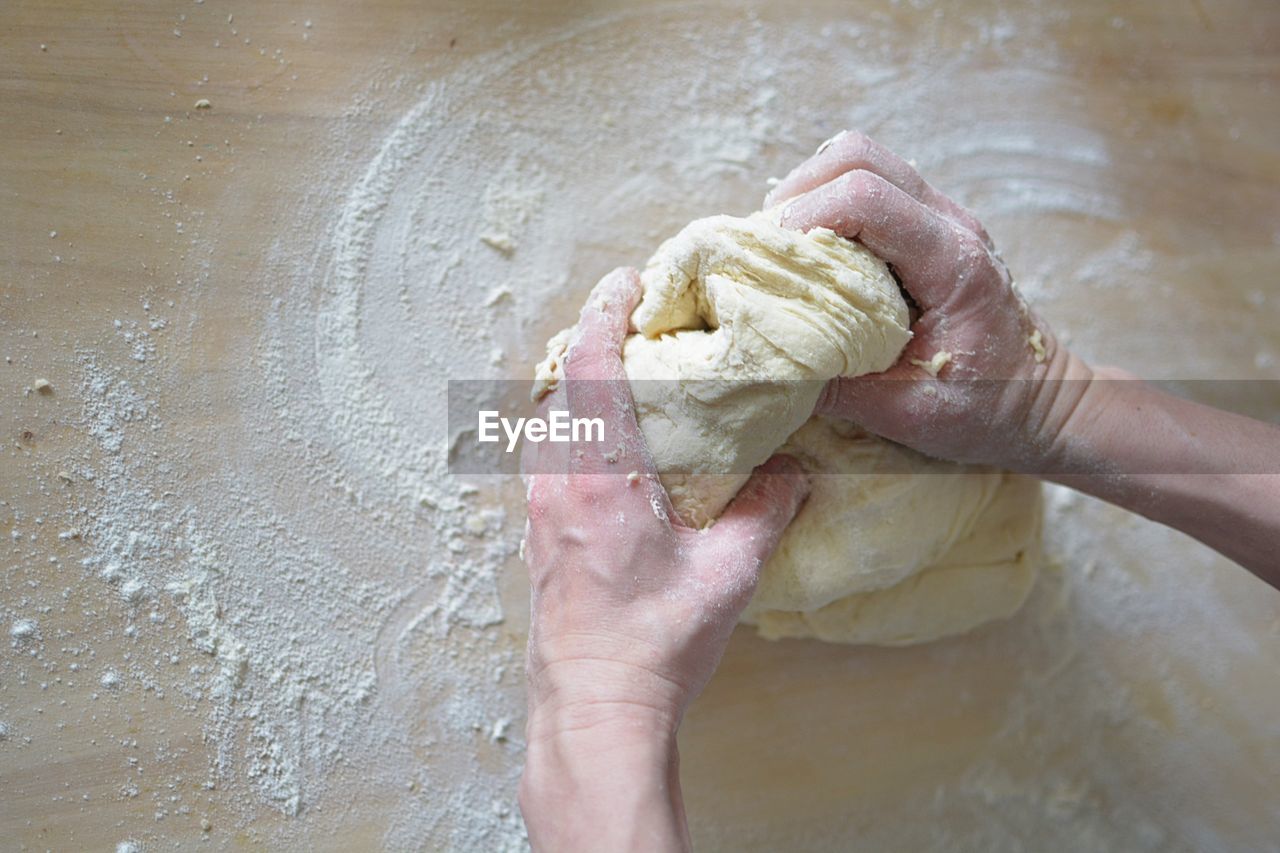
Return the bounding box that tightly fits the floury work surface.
[3,0,1280,849]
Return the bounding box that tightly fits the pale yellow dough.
[535,213,1041,646]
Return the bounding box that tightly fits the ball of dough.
[534,213,1041,646]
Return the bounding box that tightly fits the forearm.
[520,711,690,853]
[1041,369,1280,587]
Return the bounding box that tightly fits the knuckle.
[563,345,609,380]
[832,169,876,212]
[839,167,872,194]
[839,129,871,158]
[960,208,993,242]
[848,168,893,204]
[951,227,994,281]
[962,210,989,238]
[525,477,554,514]
[955,226,985,256]
[564,474,617,504]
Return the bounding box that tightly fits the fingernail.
[763,179,782,207]
[775,202,789,224]
[815,130,846,156]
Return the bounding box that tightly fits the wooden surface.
[3,0,1280,850]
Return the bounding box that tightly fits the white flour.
[6,2,1276,850]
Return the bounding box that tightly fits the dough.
[745,417,1040,645]
[534,213,1041,645]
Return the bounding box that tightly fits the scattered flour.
[2,3,1275,851]
[10,618,38,640]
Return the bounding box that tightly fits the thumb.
[813,366,921,430]
[698,454,811,603]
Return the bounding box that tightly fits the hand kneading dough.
[534,212,1042,646]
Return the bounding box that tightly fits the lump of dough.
[742,418,1041,645]
[534,212,1042,646]
[539,212,911,527]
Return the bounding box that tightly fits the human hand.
[766,130,1096,471]
[519,268,810,851]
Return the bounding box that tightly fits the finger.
[564,267,640,380]
[520,383,571,477]
[698,455,811,600]
[778,169,990,312]
[765,131,991,243]
[814,368,911,419]
[561,268,654,476]
[813,366,975,453]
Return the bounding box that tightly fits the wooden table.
[3,1,1279,849]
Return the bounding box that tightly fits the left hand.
[519,268,810,851]
[766,130,1081,472]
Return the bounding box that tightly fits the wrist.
[520,710,686,852]
[526,638,692,730]
[1026,366,1280,582]
[526,694,681,749]
[1009,345,1103,474]
[1032,361,1145,476]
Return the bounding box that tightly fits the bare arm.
[1042,368,1280,586]
[521,708,688,851]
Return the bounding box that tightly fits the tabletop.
[3,0,1280,849]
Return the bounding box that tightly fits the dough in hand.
[534,212,1041,646]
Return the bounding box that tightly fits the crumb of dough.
[194,98,212,109]
[479,232,516,255]
[909,350,952,377]
[489,718,511,742]
[1028,329,1047,363]
[483,286,512,307]
[626,470,641,485]
[34,378,53,394]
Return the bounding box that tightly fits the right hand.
[766,130,1096,472]
[519,269,810,852]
